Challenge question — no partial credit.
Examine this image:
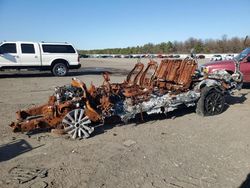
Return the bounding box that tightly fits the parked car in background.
[224,54,234,60]
[132,54,141,58]
[148,54,157,58]
[173,54,180,58]
[197,54,205,59]
[0,41,81,76]
[210,54,223,61]
[123,55,133,58]
[113,55,122,58]
[201,47,250,82]
[79,54,90,58]
[100,55,112,58]
[157,54,164,58]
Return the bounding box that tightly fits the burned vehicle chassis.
[9,58,243,139]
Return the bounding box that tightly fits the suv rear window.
[42,44,76,53]
[0,43,17,53]
[21,44,35,54]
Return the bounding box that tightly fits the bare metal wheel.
[62,109,94,139]
[52,63,68,76]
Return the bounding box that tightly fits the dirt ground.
[0,58,250,188]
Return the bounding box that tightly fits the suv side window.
[0,43,17,53]
[42,44,76,53]
[21,44,35,54]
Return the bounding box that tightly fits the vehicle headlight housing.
[203,66,209,74]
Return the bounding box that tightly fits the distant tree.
[194,41,204,53]
[165,41,173,53]
[158,42,166,53]
[78,35,247,55]
[141,43,154,54]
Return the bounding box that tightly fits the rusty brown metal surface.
[139,60,158,88]
[123,60,158,98]
[154,58,197,92]
[165,58,197,91]
[126,62,144,85]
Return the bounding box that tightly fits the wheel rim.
[55,65,66,75]
[205,92,224,115]
[62,109,94,139]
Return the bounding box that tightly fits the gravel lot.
[0,58,250,188]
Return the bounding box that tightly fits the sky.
[0,0,249,50]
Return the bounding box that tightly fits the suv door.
[240,55,250,82]
[0,43,20,67]
[19,43,40,66]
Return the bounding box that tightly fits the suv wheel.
[196,86,225,116]
[52,63,68,76]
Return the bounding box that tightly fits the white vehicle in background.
[224,54,234,60]
[0,41,81,76]
[210,54,223,61]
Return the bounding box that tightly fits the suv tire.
[52,63,68,76]
[196,86,225,116]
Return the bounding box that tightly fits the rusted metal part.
[139,60,158,88]
[9,58,242,138]
[10,99,76,132]
[109,62,145,93]
[166,58,197,91]
[126,62,144,85]
[154,58,198,92]
[85,103,101,122]
[123,60,158,98]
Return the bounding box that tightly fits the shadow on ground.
[0,67,129,78]
[239,173,250,188]
[242,83,250,89]
[0,139,43,162]
[92,106,196,137]
[226,92,248,105]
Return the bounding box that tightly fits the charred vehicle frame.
[9,57,243,139]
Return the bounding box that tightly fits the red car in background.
[201,48,250,82]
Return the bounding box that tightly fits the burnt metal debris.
[9,57,243,139]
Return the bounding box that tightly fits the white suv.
[0,41,81,76]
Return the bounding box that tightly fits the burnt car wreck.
[9,58,243,139]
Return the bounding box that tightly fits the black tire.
[52,63,68,76]
[196,86,225,116]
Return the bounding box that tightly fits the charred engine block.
[54,85,83,103]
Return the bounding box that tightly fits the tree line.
[79,35,249,55]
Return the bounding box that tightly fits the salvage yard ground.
[0,58,250,188]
